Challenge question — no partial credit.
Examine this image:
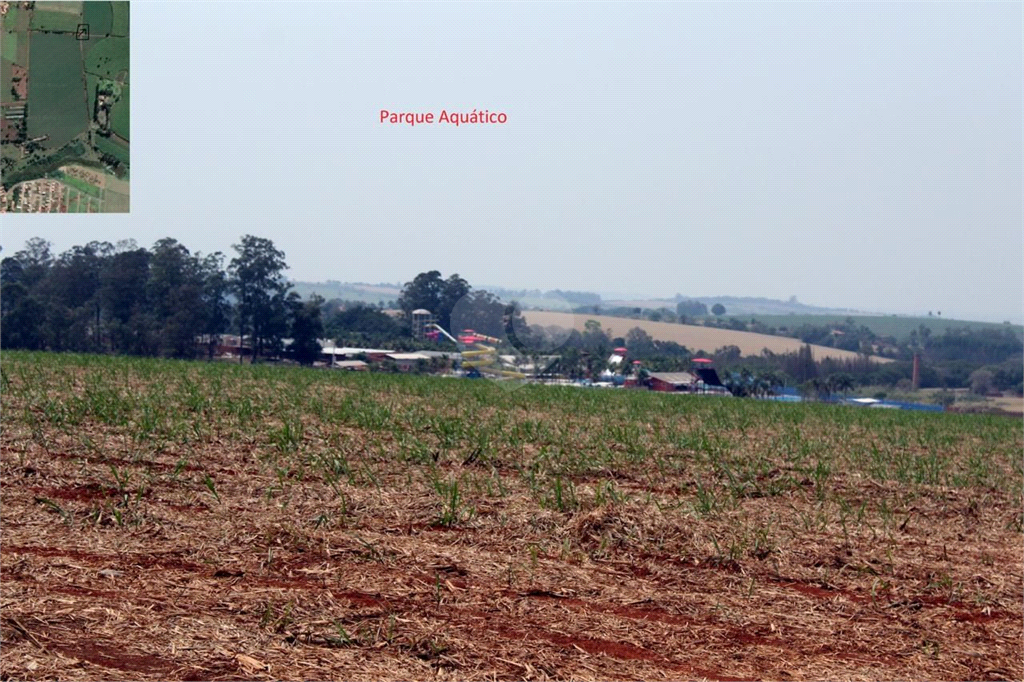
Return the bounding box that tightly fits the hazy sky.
[3,1,1021,322]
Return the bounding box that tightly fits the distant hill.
[291,282,858,316]
[290,281,1019,342]
[603,295,866,317]
[290,281,401,305]
[744,314,1023,342]
[289,281,590,311]
[524,311,892,363]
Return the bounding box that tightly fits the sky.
[3,1,1022,322]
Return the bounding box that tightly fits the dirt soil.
[3,450,1020,679]
[1,361,1020,681]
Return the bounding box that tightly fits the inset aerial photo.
[1,0,129,213]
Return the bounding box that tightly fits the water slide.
[427,324,525,379]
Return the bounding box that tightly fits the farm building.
[647,372,698,392]
[332,360,368,371]
[386,352,433,370]
[415,350,461,361]
[197,334,252,357]
[321,347,394,363]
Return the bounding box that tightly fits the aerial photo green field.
[0,0,129,213]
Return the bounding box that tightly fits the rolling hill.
[524,311,893,363]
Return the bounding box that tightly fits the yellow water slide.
[427,324,525,379]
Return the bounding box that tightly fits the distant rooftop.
[322,347,394,356]
[387,352,432,361]
[647,372,697,386]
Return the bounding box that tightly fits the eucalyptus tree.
[229,235,290,363]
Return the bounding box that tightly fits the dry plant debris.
[1,352,1021,681]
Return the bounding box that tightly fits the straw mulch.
[2,425,1021,681]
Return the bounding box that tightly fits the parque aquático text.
[379,110,508,127]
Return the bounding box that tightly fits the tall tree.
[288,293,324,365]
[229,236,289,363]
[437,274,470,331]
[199,252,232,359]
[397,271,444,319]
[100,247,152,354]
[44,241,111,351]
[625,327,656,356]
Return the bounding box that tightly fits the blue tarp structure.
[761,387,944,411]
[861,400,945,412]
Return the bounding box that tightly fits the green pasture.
[30,7,83,33]
[83,1,113,37]
[2,6,21,31]
[0,55,12,98]
[110,1,129,36]
[25,33,88,148]
[84,36,127,81]
[93,133,128,166]
[109,83,128,140]
[1,28,16,62]
[34,1,83,14]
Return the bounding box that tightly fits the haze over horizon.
[3,1,1021,323]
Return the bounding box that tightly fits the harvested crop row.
[1,351,1020,681]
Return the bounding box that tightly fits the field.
[100,173,129,211]
[109,82,128,139]
[84,36,128,81]
[58,172,102,197]
[24,33,88,148]
[1,28,15,62]
[1,352,1020,680]
[93,132,128,165]
[82,1,114,38]
[110,1,129,37]
[29,8,82,34]
[0,56,12,102]
[741,315,1024,342]
[524,311,892,362]
[63,185,99,212]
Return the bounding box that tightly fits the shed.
[333,360,368,371]
[647,372,697,392]
[322,346,394,358]
[386,352,433,370]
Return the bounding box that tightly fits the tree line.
[1,236,325,364]
[4,238,1019,396]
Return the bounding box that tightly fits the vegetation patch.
[110,1,129,37]
[0,351,1020,680]
[1,28,17,62]
[29,8,83,33]
[94,133,128,166]
[109,83,129,140]
[57,172,102,198]
[25,33,89,148]
[0,56,13,103]
[84,36,128,81]
[83,1,114,37]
